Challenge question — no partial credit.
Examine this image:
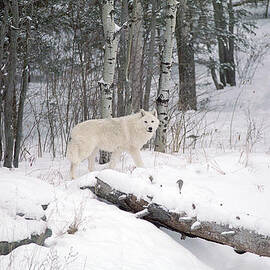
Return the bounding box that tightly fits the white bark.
[155,0,177,153]
[99,0,120,119]
[99,0,120,164]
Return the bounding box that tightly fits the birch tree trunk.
[99,0,120,164]
[155,0,177,153]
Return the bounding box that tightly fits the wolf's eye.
[144,121,148,123]
[151,120,154,123]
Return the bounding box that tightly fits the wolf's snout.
[148,127,153,132]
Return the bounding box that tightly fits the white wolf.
[67,109,159,179]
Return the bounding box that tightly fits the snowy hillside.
[1,13,270,270]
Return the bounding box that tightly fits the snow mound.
[0,168,54,242]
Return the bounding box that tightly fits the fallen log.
[0,228,52,256]
[81,177,270,257]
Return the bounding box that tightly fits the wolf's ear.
[140,109,146,117]
[152,109,157,118]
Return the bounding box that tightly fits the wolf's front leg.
[129,147,144,168]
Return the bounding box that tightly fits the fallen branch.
[81,177,270,257]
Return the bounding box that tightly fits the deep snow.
[1,16,270,270]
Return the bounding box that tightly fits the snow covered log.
[0,228,52,256]
[81,177,270,258]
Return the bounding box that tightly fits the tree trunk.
[117,0,128,117]
[227,0,236,86]
[13,20,30,168]
[143,0,157,111]
[155,0,177,153]
[131,1,144,113]
[124,0,138,115]
[266,0,270,18]
[212,0,227,87]
[99,0,120,164]
[212,0,236,87]
[4,0,19,168]
[197,0,224,90]
[0,5,8,162]
[81,177,270,258]
[176,0,197,111]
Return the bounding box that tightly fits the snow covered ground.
[1,148,270,269]
[1,17,270,270]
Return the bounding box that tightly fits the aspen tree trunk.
[99,0,120,164]
[4,0,19,168]
[155,0,177,153]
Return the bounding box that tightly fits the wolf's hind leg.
[70,162,79,180]
[109,150,121,169]
[88,147,98,172]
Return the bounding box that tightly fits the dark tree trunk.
[4,0,19,168]
[13,19,31,168]
[212,0,236,87]
[81,177,270,258]
[209,57,224,90]
[266,0,270,18]
[117,0,128,117]
[143,0,157,111]
[0,5,8,162]
[176,0,197,111]
[197,0,224,90]
[124,0,141,115]
[131,1,143,113]
[0,93,3,162]
[227,0,236,86]
[212,0,227,86]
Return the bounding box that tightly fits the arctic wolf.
[67,109,159,179]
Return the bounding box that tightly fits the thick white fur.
[67,109,159,179]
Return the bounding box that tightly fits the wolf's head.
[139,109,159,134]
